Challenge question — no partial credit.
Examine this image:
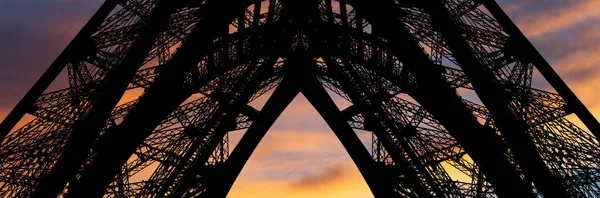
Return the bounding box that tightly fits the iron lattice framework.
[1,0,600,197]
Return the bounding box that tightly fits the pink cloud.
[228,161,373,198]
[544,26,600,128]
[555,43,600,74]
[515,0,600,37]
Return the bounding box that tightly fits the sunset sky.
[1,0,600,197]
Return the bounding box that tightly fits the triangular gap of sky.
[227,90,374,198]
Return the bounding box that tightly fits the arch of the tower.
[56,17,599,198]
[1,0,600,198]
[80,30,496,198]
[36,19,504,197]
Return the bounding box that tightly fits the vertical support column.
[483,0,600,139]
[0,0,120,141]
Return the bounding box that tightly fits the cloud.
[498,0,600,129]
[529,19,600,128]
[558,70,600,129]
[506,0,600,37]
[228,161,374,198]
[554,31,600,75]
[289,163,350,190]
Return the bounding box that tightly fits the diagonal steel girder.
[199,51,400,198]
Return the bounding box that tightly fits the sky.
[1,0,600,197]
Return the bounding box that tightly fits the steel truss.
[1,0,599,197]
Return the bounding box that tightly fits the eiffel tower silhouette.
[1,0,600,197]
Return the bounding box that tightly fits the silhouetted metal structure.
[1,0,600,197]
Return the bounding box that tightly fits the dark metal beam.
[0,0,120,141]
[65,1,255,197]
[203,53,399,198]
[483,0,600,140]
[341,105,360,119]
[316,13,435,196]
[344,0,535,197]
[301,75,400,198]
[240,105,260,119]
[166,56,279,198]
[330,24,447,196]
[32,2,175,197]
[422,1,568,197]
[200,65,301,198]
[322,57,433,198]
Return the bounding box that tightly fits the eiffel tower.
[1,0,600,197]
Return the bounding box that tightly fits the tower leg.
[301,76,399,198]
[32,3,174,197]
[483,0,600,140]
[341,1,535,197]
[422,1,568,197]
[203,54,399,198]
[0,0,120,141]
[201,68,301,198]
[65,2,255,196]
[321,56,436,197]
[164,57,281,198]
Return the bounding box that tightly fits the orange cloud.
[555,44,600,75]
[515,0,600,37]
[559,71,600,129]
[544,26,600,128]
[228,161,373,198]
[228,120,372,178]
[289,163,346,189]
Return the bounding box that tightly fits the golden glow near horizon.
[228,94,374,197]
[223,93,374,197]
